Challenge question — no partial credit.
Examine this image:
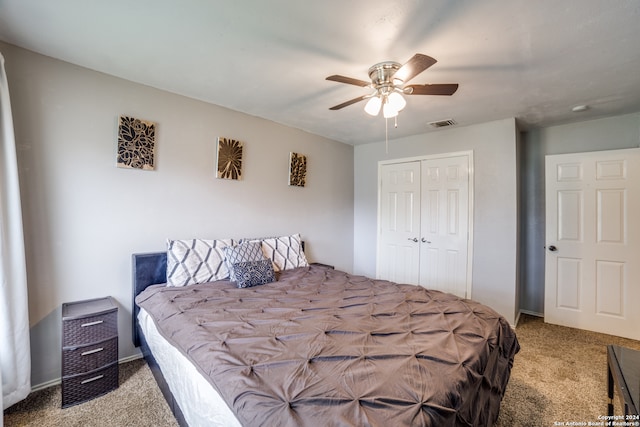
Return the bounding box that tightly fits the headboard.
[131,241,306,347]
[131,251,167,347]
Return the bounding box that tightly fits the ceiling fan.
[326,53,458,118]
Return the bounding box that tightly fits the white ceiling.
[1,0,639,145]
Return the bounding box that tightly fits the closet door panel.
[378,161,421,284]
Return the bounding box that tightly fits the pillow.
[231,259,276,288]
[166,238,235,287]
[223,241,265,282]
[258,233,308,272]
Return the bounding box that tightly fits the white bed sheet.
[138,308,241,427]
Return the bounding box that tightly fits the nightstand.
[310,262,335,269]
[61,296,119,408]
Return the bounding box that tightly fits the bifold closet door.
[378,161,421,285]
[378,155,470,298]
[419,156,469,298]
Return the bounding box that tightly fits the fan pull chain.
[385,117,389,154]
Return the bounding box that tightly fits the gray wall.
[519,112,640,315]
[354,118,520,325]
[2,42,354,387]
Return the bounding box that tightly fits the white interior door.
[545,148,640,340]
[377,161,421,284]
[420,156,469,298]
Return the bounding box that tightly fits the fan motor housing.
[368,62,402,86]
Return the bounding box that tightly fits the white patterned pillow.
[223,241,265,282]
[259,233,309,272]
[166,238,236,287]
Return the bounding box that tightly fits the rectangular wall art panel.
[216,137,243,180]
[288,152,307,187]
[116,115,156,170]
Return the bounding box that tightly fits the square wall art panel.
[116,115,156,170]
[216,137,243,180]
[288,152,307,187]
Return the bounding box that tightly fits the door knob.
[421,238,431,243]
[548,245,557,252]
[407,237,418,242]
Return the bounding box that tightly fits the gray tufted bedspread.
[135,264,519,427]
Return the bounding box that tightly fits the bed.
[132,238,519,427]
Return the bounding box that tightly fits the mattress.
[138,307,241,426]
[136,265,519,426]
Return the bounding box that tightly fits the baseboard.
[119,353,143,364]
[512,311,521,329]
[31,378,60,392]
[511,309,544,329]
[30,353,144,392]
[519,309,544,318]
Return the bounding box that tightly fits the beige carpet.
[3,359,178,427]
[4,314,640,426]
[496,315,640,426]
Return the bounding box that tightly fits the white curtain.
[0,51,30,414]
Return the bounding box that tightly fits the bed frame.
[131,252,187,427]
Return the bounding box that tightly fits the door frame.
[376,150,475,298]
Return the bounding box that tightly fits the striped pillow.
[259,233,308,272]
[166,238,236,286]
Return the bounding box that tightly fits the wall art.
[288,152,307,187]
[216,137,243,180]
[116,115,156,170]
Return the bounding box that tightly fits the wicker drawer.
[62,311,117,347]
[62,337,118,377]
[61,363,119,408]
[61,297,119,408]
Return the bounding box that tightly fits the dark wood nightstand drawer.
[61,363,119,408]
[62,337,118,377]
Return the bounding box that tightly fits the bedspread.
[136,265,519,427]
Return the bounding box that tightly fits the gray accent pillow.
[232,259,276,288]
[223,241,271,286]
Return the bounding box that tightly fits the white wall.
[354,118,519,324]
[1,42,354,387]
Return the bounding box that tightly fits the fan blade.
[329,95,368,110]
[326,75,370,87]
[405,83,459,96]
[393,54,437,84]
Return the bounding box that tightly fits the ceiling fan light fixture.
[364,96,382,116]
[326,53,459,128]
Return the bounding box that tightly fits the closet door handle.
[407,237,418,242]
[421,238,431,243]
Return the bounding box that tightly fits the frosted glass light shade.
[383,101,398,118]
[364,96,382,116]
[388,92,406,111]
